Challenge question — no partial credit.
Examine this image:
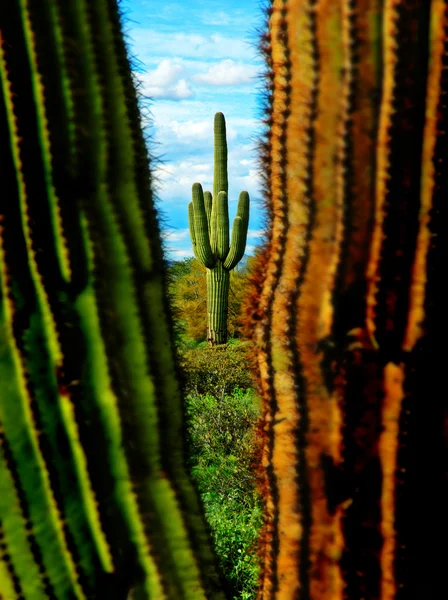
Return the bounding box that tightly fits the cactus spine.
[189,113,250,345]
[246,0,448,598]
[0,2,225,598]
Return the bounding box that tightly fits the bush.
[185,387,263,599]
[179,341,254,399]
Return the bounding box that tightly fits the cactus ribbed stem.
[216,192,230,260]
[213,112,229,203]
[224,192,250,270]
[206,262,230,345]
[245,0,448,598]
[204,190,213,236]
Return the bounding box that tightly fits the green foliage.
[167,258,207,343]
[166,258,262,597]
[179,341,254,399]
[185,388,263,600]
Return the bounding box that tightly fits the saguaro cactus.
[188,113,250,345]
[0,2,225,599]
[245,0,448,598]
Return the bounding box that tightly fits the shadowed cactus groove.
[0,1,227,598]
[188,113,250,345]
[245,0,448,598]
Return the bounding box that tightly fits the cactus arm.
[192,183,215,268]
[223,191,249,270]
[204,191,213,236]
[209,192,218,255]
[188,201,201,261]
[236,190,250,223]
[216,191,230,260]
[223,217,245,271]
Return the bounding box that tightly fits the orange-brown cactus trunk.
[247,1,448,598]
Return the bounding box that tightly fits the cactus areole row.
[245,0,448,598]
[188,113,250,345]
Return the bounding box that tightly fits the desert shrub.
[179,341,254,399]
[185,387,263,599]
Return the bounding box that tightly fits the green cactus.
[188,113,250,345]
[0,1,226,598]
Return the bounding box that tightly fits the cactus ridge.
[244,0,448,598]
[250,0,323,595]
[0,429,52,599]
[0,521,23,598]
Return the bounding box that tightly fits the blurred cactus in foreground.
[245,0,448,598]
[189,113,250,345]
[0,1,225,598]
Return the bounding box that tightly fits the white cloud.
[166,118,240,146]
[137,59,193,100]
[128,29,251,61]
[247,229,264,240]
[161,229,190,242]
[152,158,213,202]
[236,168,260,190]
[200,10,233,26]
[191,164,212,172]
[150,132,262,208]
[166,248,195,260]
[174,80,193,98]
[193,60,257,87]
[198,9,252,27]
[170,119,212,141]
[148,115,257,160]
[153,156,260,204]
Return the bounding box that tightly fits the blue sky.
[121,0,266,260]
